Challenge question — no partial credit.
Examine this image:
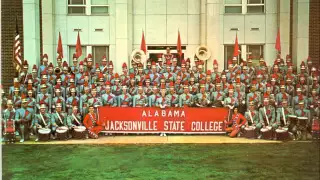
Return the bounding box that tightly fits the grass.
[2,143,320,180]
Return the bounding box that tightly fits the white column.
[279,0,291,58]
[206,0,221,71]
[115,0,132,74]
[265,0,278,67]
[292,0,309,69]
[200,0,206,45]
[23,0,41,67]
[42,0,54,64]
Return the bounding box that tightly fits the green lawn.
[2,143,320,180]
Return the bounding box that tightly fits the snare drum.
[38,128,51,141]
[243,126,257,139]
[298,117,308,129]
[275,127,289,140]
[56,126,68,140]
[261,126,272,140]
[73,126,86,139]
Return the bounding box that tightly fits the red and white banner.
[98,107,229,134]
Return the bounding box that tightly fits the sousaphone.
[131,49,146,64]
[195,45,211,61]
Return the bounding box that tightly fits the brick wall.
[1,0,23,92]
[309,0,320,67]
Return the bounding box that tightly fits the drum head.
[74,126,86,132]
[38,128,51,134]
[57,126,68,133]
[261,128,270,132]
[245,126,255,131]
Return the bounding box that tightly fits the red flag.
[57,32,63,58]
[177,30,182,58]
[275,28,281,52]
[75,32,82,58]
[233,33,239,57]
[140,31,147,54]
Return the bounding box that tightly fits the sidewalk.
[3,135,286,144]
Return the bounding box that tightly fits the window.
[247,45,264,66]
[68,0,109,15]
[68,0,86,15]
[247,0,264,13]
[224,0,265,14]
[224,45,242,68]
[92,46,109,64]
[68,46,87,64]
[224,0,242,14]
[91,0,109,15]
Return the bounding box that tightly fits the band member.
[111,73,122,96]
[66,85,79,115]
[52,84,66,113]
[15,94,33,142]
[133,82,148,107]
[245,98,262,133]
[88,85,103,108]
[13,87,22,109]
[102,81,117,107]
[205,70,215,93]
[292,85,307,110]
[246,81,261,108]
[118,85,132,107]
[295,97,311,140]
[120,63,130,86]
[211,60,221,81]
[148,83,160,107]
[156,84,170,108]
[276,95,295,139]
[144,75,153,97]
[36,82,51,113]
[67,102,83,129]
[211,79,225,107]
[162,47,174,61]
[48,63,56,85]
[2,98,16,142]
[275,81,290,107]
[179,81,193,107]
[129,60,137,74]
[167,81,179,107]
[71,53,78,73]
[51,99,68,139]
[163,60,175,85]
[259,94,276,131]
[80,82,91,117]
[129,74,137,96]
[33,101,51,142]
[83,105,105,139]
[38,54,49,77]
[100,56,108,74]
[223,85,238,109]
[225,107,247,137]
[195,80,210,107]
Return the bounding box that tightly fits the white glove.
[221,101,225,105]
[242,100,245,104]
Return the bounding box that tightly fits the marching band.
[1,47,319,143]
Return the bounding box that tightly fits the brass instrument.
[131,49,146,64]
[195,45,211,61]
[54,67,62,75]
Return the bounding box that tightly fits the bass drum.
[311,117,320,140]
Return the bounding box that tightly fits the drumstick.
[282,107,287,125]
[39,113,47,127]
[248,110,254,124]
[263,107,270,126]
[56,112,64,125]
[72,113,81,125]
